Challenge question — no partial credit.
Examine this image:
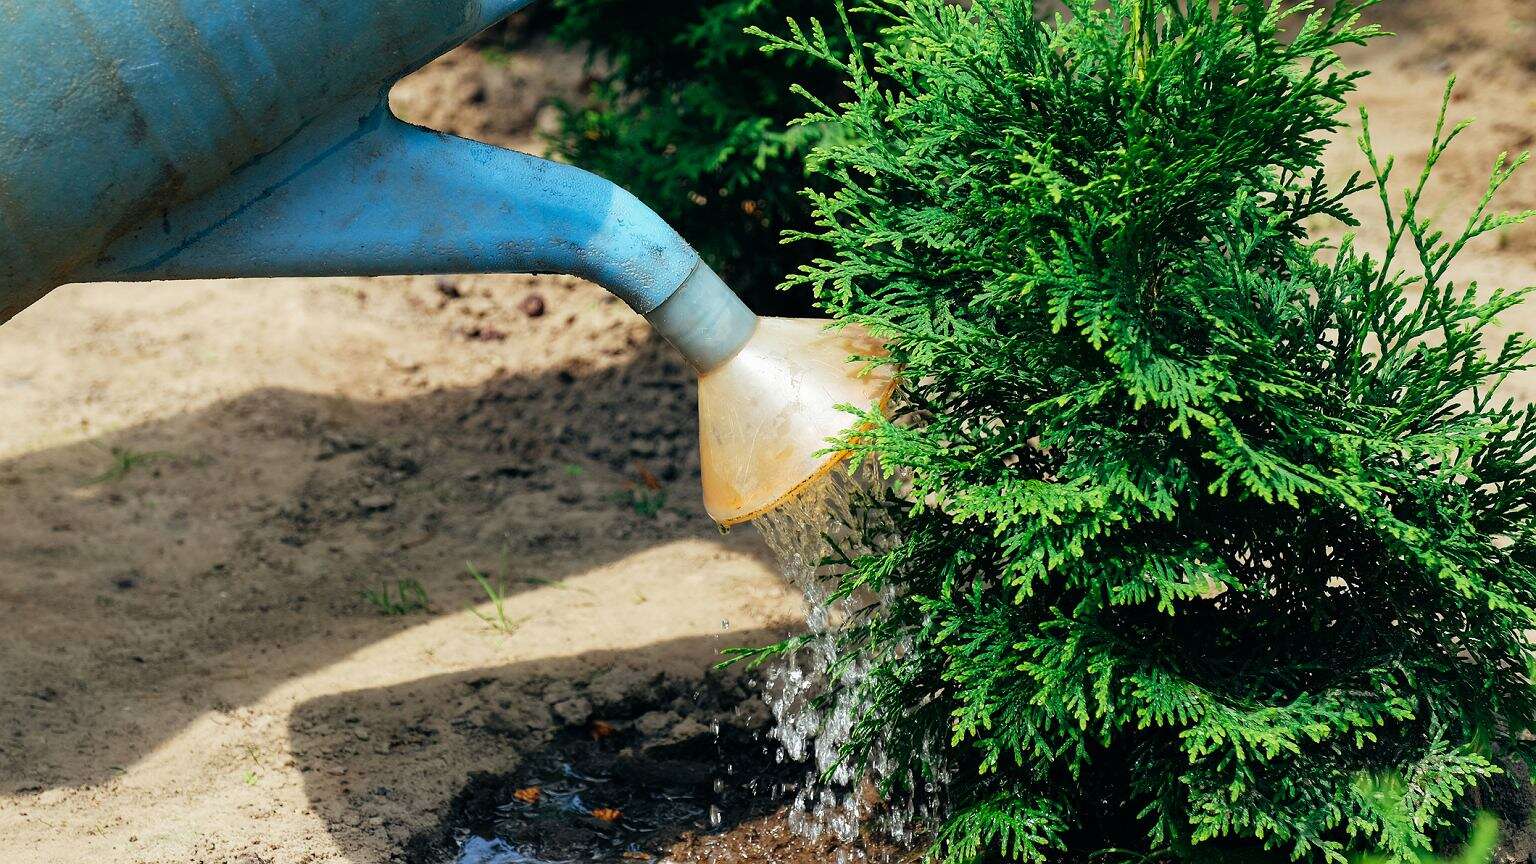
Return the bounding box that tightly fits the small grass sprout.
[466,556,523,636]
[612,467,668,517]
[361,579,430,616]
[87,444,174,484]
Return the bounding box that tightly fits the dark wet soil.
[403,681,911,864]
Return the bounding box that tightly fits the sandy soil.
[3,3,1536,863]
[0,260,811,864]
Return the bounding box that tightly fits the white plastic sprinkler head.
[644,264,896,526]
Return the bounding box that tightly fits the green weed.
[87,445,173,484]
[466,556,523,636]
[612,468,668,518]
[611,487,667,518]
[479,44,513,66]
[361,579,430,616]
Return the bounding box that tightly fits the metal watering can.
[0,0,892,524]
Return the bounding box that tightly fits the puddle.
[408,721,803,864]
[407,691,909,864]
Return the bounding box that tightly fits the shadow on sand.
[0,336,781,802]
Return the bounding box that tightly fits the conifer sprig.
[747,1,1536,860]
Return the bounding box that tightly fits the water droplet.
[720,618,731,631]
[746,460,924,845]
[709,805,723,827]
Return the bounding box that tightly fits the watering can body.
[0,0,698,324]
[0,0,898,527]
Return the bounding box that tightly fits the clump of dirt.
[404,676,909,864]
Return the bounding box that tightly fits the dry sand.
[3,2,1536,862]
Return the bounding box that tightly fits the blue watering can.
[0,0,892,524]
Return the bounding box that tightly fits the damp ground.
[403,672,909,864]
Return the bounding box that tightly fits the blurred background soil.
[1,2,1535,862]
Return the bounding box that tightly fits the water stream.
[752,459,942,851]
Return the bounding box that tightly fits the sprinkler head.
[646,264,895,526]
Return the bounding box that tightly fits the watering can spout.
[82,99,699,317]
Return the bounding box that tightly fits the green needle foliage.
[547,0,858,314]
[746,0,1536,861]
[1363,814,1498,864]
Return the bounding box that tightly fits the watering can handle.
[82,95,699,315]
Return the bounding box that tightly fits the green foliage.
[1359,813,1499,864]
[749,0,1536,860]
[467,557,524,636]
[547,0,858,313]
[361,579,430,616]
[87,444,174,484]
[611,486,669,517]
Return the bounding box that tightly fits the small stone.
[634,710,680,738]
[541,681,576,705]
[534,105,562,138]
[436,279,463,300]
[319,432,369,460]
[463,325,508,342]
[585,677,633,712]
[356,494,396,514]
[519,294,546,318]
[551,697,593,727]
[385,352,421,373]
[665,716,711,743]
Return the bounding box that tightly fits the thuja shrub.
[748,0,1536,860]
[547,0,856,314]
